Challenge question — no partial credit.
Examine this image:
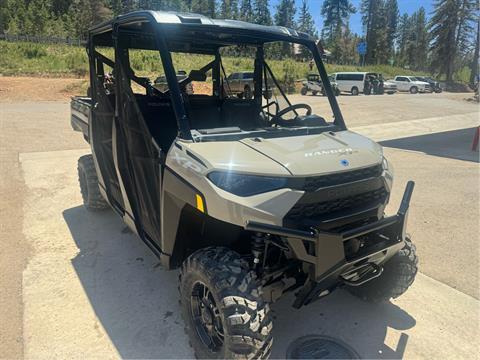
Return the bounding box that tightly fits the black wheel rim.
[190,281,224,352]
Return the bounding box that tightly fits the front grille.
[301,165,382,192]
[287,187,388,220]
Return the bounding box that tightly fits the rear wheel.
[77,154,108,211]
[347,237,418,303]
[410,86,418,94]
[179,247,273,359]
[312,90,318,96]
[351,87,359,96]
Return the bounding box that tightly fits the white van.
[330,72,377,95]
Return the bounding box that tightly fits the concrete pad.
[21,149,479,359]
[351,112,479,142]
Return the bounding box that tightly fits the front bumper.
[246,181,415,308]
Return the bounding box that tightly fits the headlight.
[382,156,389,171]
[382,156,394,188]
[207,171,288,197]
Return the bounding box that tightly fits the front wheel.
[300,86,308,96]
[179,247,273,359]
[410,86,418,94]
[347,237,418,303]
[351,87,359,96]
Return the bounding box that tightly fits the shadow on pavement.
[63,205,416,359]
[380,127,479,163]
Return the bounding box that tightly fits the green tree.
[239,0,253,22]
[219,0,238,19]
[321,0,355,62]
[297,0,316,36]
[385,0,399,61]
[190,0,215,17]
[274,0,296,56]
[321,0,355,41]
[361,0,383,64]
[469,16,479,85]
[70,0,112,38]
[429,0,476,82]
[253,0,271,25]
[414,7,428,70]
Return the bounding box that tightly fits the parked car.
[391,76,431,94]
[224,71,272,99]
[414,76,442,93]
[381,77,398,95]
[71,10,418,359]
[330,72,378,95]
[154,70,194,95]
[301,73,340,96]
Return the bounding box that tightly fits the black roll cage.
[88,11,347,141]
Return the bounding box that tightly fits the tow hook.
[340,263,383,286]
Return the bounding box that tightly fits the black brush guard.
[246,181,415,308]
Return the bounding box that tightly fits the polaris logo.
[304,148,354,157]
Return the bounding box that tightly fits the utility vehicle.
[300,73,340,96]
[71,11,418,359]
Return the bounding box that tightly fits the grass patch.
[3,40,466,86]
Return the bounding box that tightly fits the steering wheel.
[271,103,312,126]
[262,101,279,118]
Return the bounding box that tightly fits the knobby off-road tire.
[347,237,418,303]
[77,154,108,211]
[179,247,273,359]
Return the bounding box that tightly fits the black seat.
[187,95,222,130]
[135,95,179,152]
[221,99,264,130]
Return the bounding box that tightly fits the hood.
[413,80,429,86]
[185,131,383,177]
[239,130,383,176]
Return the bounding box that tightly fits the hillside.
[0,40,432,86]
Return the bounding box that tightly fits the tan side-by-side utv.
[71,10,418,359]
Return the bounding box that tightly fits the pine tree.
[321,0,355,63]
[274,0,295,28]
[361,0,383,64]
[428,0,476,82]
[297,0,316,36]
[321,0,355,42]
[274,0,296,56]
[219,0,239,19]
[385,0,399,61]
[414,7,428,70]
[191,0,215,17]
[253,0,271,25]
[296,0,317,59]
[469,16,479,85]
[239,0,253,22]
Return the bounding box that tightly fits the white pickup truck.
[391,76,431,94]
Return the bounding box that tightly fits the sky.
[269,0,435,36]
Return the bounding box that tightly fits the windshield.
[113,36,344,142]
